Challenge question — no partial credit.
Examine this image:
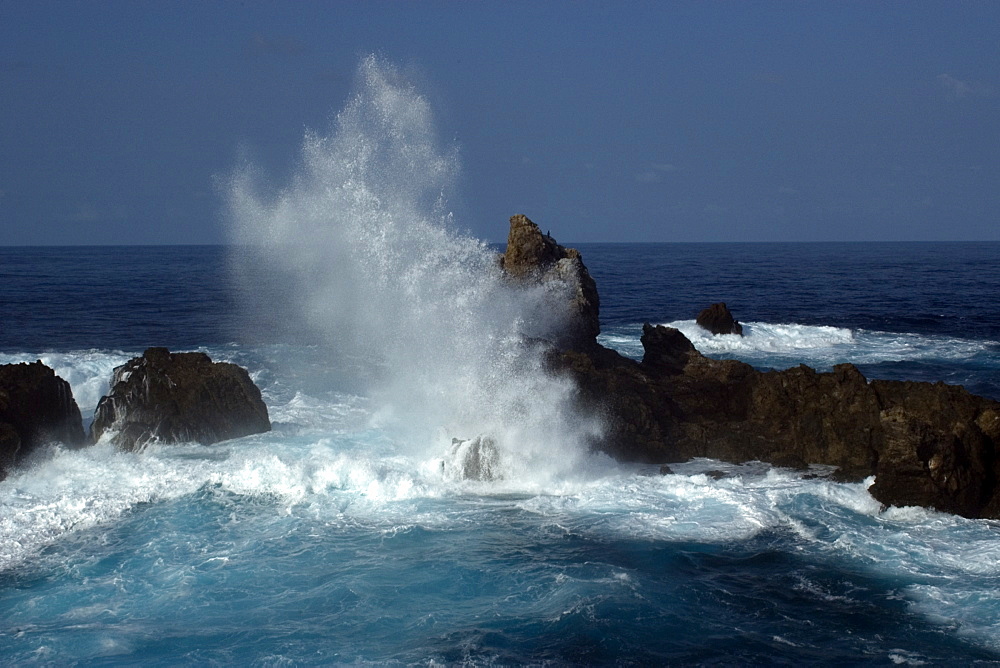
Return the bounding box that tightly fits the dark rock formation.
[0,361,85,479]
[553,322,1000,518]
[868,381,1000,518]
[91,347,270,451]
[696,302,744,336]
[503,217,1000,519]
[500,214,600,351]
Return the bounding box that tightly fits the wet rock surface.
[500,214,601,351]
[0,361,85,479]
[91,347,270,451]
[444,436,504,482]
[696,302,744,336]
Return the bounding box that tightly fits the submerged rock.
[0,361,85,479]
[91,347,270,451]
[444,436,503,482]
[696,302,744,336]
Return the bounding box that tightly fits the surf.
[223,55,604,484]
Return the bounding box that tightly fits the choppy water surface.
[2,56,1000,665]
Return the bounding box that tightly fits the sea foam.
[224,55,602,480]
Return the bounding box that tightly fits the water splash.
[224,55,601,478]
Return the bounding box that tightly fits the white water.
[3,352,1000,654]
[224,55,601,481]
[600,319,999,373]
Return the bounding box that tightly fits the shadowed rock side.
[500,217,1000,519]
[696,302,744,336]
[0,361,85,480]
[91,347,270,451]
[500,214,600,351]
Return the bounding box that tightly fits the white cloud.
[937,73,997,99]
[67,203,101,223]
[635,162,682,184]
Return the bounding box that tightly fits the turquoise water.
[2,241,1000,665]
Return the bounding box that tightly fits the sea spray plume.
[224,55,603,479]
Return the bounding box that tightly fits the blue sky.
[1,1,998,244]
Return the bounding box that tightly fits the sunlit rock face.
[500,214,601,352]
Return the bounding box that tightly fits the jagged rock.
[868,381,1000,518]
[641,322,698,374]
[444,436,503,481]
[500,214,600,351]
[0,361,85,479]
[696,302,744,336]
[554,323,1000,518]
[508,219,1000,519]
[91,347,270,451]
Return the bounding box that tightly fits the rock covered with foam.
[443,436,504,482]
[0,361,85,479]
[91,347,270,451]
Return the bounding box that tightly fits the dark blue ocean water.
[2,242,1000,665]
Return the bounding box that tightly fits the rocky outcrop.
[552,322,1000,518]
[696,302,743,336]
[500,214,600,351]
[502,217,1000,519]
[0,361,85,479]
[869,381,1000,518]
[91,348,270,451]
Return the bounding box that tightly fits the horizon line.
[3,239,1000,248]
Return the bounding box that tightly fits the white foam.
[600,320,998,373]
[668,319,856,354]
[224,55,603,480]
[0,442,208,571]
[0,350,132,415]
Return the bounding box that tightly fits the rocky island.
[91,347,271,451]
[501,214,1000,520]
[0,361,86,480]
[0,349,270,479]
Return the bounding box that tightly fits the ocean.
[3,57,1000,665]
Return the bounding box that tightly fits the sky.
[1,0,998,244]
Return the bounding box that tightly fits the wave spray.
[224,56,603,482]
